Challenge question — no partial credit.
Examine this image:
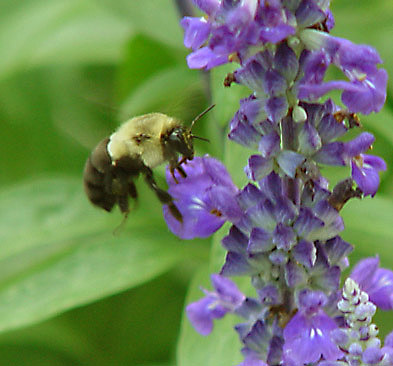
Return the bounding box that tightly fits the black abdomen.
[83,138,142,215]
[83,138,116,212]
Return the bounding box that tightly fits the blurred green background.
[0,0,392,365]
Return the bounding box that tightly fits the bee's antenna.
[190,104,215,130]
[191,135,210,142]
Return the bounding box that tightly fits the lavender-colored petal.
[248,227,274,253]
[222,225,249,253]
[295,0,325,28]
[362,347,384,364]
[211,274,245,306]
[298,121,322,155]
[237,183,266,210]
[164,156,237,239]
[258,284,281,305]
[324,236,353,268]
[293,207,324,240]
[163,203,224,239]
[235,297,264,319]
[300,50,329,85]
[186,274,245,336]
[341,68,387,114]
[351,257,393,310]
[186,296,217,335]
[181,17,211,50]
[310,250,341,292]
[283,310,343,364]
[293,239,316,268]
[186,46,227,69]
[274,42,299,82]
[314,141,346,166]
[269,249,288,265]
[273,223,296,251]
[258,132,280,158]
[258,172,284,202]
[344,132,375,157]
[325,9,335,31]
[247,200,277,232]
[285,260,308,287]
[245,155,274,181]
[237,95,267,126]
[259,23,295,44]
[276,150,305,178]
[229,111,262,149]
[242,320,271,355]
[262,69,287,96]
[208,186,242,223]
[203,156,240,189]
[265,96,289,123]
[330,328,349,347]
[267,336,284,365]
[351,258,380,289]
[221,251,254,276]
[351,154,386,197]
[317,113,347,143]
[299,32,387,114]
[272,197,298,225]
[297,289,327,313]
[335,39,382,73]
[312,200,344,240]
[235,56,267,93]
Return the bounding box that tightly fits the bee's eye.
[169,129,184,142]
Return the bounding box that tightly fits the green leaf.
[93,0,184,49]
[177,266,243,366]
[0,0,132,80]
[115,34,182,101]
[119,66,204,119]
[0,176,188,333]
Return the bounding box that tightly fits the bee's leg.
[169,165,179,184]
[143,166,182,222]
[117,194,130,215]
[176,165,187,178]
[169,157,188,183]
[128,181,138,199]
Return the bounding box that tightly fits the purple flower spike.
[350,257,393,310]
[187,274,245,335]
[179,1,391,363]
[283,290,343,365]
[164,156,240,239]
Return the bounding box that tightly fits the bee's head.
[164,105,214,160]
[167,127,194,159]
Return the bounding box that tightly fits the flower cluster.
[163,1,391,365]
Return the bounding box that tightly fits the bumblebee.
[83,106,213,222]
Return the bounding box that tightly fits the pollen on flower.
[210,208,223,217]
[228,52,241,64]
